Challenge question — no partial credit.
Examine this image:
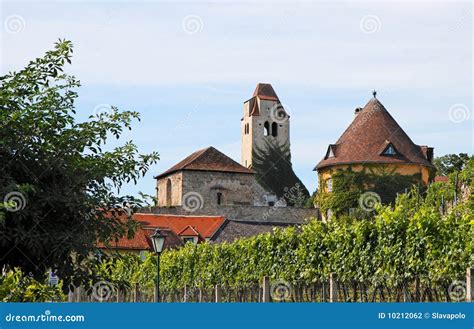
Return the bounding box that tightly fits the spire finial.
[372,90,377,98]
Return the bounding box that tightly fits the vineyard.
[2,161,473,302]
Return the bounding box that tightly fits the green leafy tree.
[433,153,471,176]
[0,40,159,286]
[252,139,309,205]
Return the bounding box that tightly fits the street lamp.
[150,229,165,302]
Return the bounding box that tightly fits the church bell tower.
[241,83,290,168]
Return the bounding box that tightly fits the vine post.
[262,277,270,302]
[467,268,473,302]
[329,273,338,303]
[215,285,222,303]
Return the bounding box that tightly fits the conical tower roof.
[315,97,434,170]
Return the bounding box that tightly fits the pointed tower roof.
[155,146,254,179]
[315,97,434,170]
[252,83,280,101]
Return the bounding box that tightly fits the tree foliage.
[433,153,471,176]
[252,139,309,206]
[0,40,159,286]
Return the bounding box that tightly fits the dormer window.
[382,144,397,156]
[325,144,336,159]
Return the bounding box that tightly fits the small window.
[271,122,278,137]
[217,192,222,205]
[183,237,195,244]
[268,201,275,206]
[166,179,172,206]
[263,121,270,136]
[383,144,397,155]
[326,178,333,192]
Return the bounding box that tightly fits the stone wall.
[156,171,183,206]
[144,204,320,224]
[181,171,258,207]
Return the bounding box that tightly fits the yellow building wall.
[318,163,432,192]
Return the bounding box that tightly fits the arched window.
[166,179,172,206]
[263,121,269,136]
[271,122,278,137]
[217,192,223,205]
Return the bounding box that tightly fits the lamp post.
[150,229,165,302]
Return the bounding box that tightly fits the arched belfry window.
[271,122,278,137]
[166,179,172,206]
[263,121,270,136]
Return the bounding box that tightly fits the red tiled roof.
[154,146,254,179]
[98,227,183,251]
[434,176,449,183]
[134,213,225,239]
[315,97,435,170]
[177,225,201,237]
[253,83,279,101]
[248,97,260,116]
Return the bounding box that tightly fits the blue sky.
[1,0,472,197]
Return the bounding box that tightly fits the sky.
[1,0,472,197]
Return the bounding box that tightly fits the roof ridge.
[154,147,254,179]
